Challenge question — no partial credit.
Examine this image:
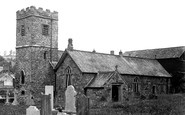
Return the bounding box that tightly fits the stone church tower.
[15,6,58,104]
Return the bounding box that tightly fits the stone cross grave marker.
[12,89,19,105]
[45,85,54,110]
[64,85,77,113]
[26,93,35,106]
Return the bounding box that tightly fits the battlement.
[16,6,58,20]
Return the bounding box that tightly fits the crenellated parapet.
[16,6,58,20]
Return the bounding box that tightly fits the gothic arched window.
[65,67,72,88]
[133,77,139,93]
[21,70,25,84]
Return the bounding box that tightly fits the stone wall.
[15,46,56,105]
[16,15,58,50]
[86,75,169,108]
[15,6,58,105]
[55,54,94,107]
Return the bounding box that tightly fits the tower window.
[42,24,49,36]
[20,70,25,84]
[152,86,156,94]
[21,25,25,36]
[65,67,72,88]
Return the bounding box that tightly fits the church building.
[14,6,184,107]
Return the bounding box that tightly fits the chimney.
[110,50,114,55]
[67,38,73,50]
[92,49,96,53]
[119,50,122,56]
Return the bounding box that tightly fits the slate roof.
[123,46,185,59]
[87,71,115,88]
[56,50,171,77]
[58,50,64,59]
[86,70,127,88]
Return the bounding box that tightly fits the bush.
[148,94,157,99]
[140,95,146,100]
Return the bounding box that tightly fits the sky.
[0,0,185,55]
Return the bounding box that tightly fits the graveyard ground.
[0,104,27,115]
[0,94,185,115]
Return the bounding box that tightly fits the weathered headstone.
[45,85,54,110]
[5,90,9,104]
[26,106,40,115]
[12,89,19,105]
[76,93,90,115]
[26,93,35,106]
[41,94,52,115]
[57,112,67,115]
[64,85,77,113]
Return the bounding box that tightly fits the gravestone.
[5,90,9,104]
[57,112,67,115]
[64,85,77,113]
[76,93,89,115]
[41,94,52,115]
[12,89,19,105]
[45,85,54,110]
[26,106,40,115]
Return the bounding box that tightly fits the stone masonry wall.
[16,46,55,105]
[16,15,58,49]
[86,75,169,108]
[16,6,58,106]
[55,54,94,107]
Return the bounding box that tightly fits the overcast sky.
[1,0,185,55]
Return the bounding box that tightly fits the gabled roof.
[123,46,185,59]
[49,61,58,69]
[55,49,171,77]
[86,70,126,88]
[86,71,114,88]
[0,73,14,81]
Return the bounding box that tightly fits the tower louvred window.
[21,25,25,36]
[42,24,49,36]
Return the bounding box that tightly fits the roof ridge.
[98,71,114,73]
[69,49,157,60]
[121,55,156,60]
[124,46,185,53]
[68,49,120,56]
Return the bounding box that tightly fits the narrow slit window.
[152,86,156,94]
[44,51,47,60]
[21,70,25,84]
